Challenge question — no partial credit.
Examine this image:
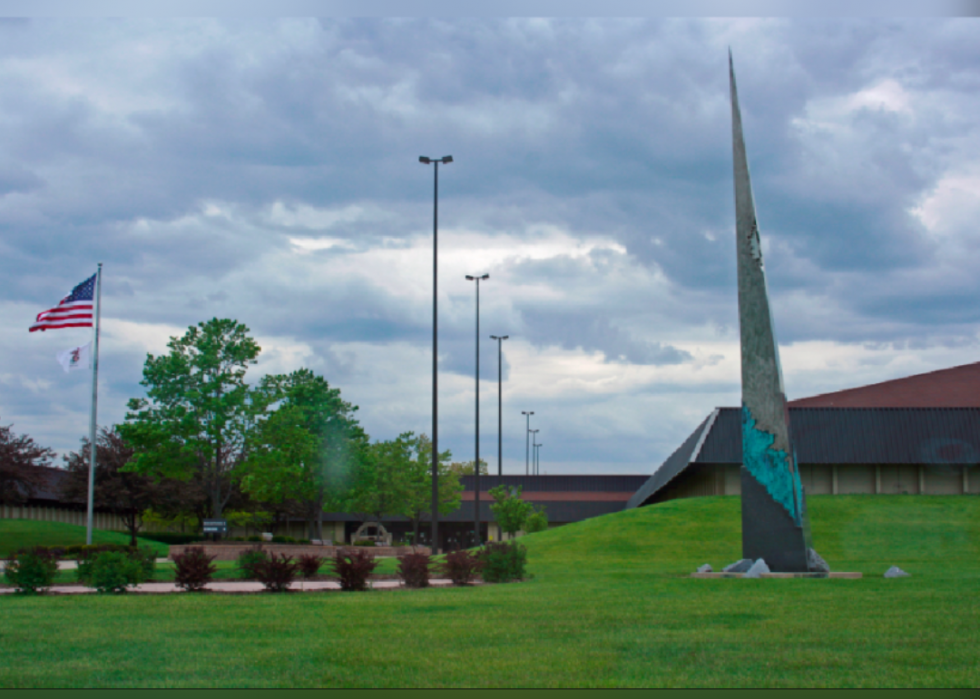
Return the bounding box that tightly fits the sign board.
[203,519,227,534]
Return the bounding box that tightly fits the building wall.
[709,463,979,497]
[1,504,129,531]
[799,464,833,494]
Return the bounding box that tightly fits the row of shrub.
[2,541,528,595]
[2,545,158,595]
[228,540,527,591]
[4,543,155,560]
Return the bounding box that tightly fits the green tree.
[348,432,414,525]
[489,484,534,540]
[240,369,366,540]
[448,458,489,476]
[525,505,549,533]
[398,433,461,546]
[119,318,261,521]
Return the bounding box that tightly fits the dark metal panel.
[460,474,649,493]
[692,407,980,466]
[625,413,714,509]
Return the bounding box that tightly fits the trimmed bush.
[271,535,297,543]
[83,551,145,594]
[297,554,323,579]
[3,547,59,594]
[331,549,379,591]
[442,547,482,586]
[75,545,154,585]
[396,551,433,588]
[132,546,157,580]
[257,553,299,592]
[236,545,268,579]
[352,539,376,547]
[480,540,528,583]
[173,547,217,592]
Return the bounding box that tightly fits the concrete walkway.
[0,578,472,594]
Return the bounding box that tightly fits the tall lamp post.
[420,154,452,554]
[535,443,543,475]
[466,273,489,546]
[489,334,509,476]
[530,429,539,477]
[522,410,534,476]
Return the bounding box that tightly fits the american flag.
[29,273,97,332]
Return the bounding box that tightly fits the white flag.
[57,342,91,373]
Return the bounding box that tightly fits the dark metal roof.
[625,411,714,509]
[630,406,980,509]
[789,361,980,408]
[324,500,627,524]
[326,475,649,524]
[696,407,980,465]
[459,474,650,492]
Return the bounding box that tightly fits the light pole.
[490,335,509,476]
[530,429,539,477]
[420,154,452,553]
[536,443,543,475]
[466,273,489,546]
[522,410,534,476]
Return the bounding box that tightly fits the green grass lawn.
[0,520,170,558]
[2,495,978,688]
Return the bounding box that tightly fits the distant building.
[627,362,980,509]
[326,474,649,549]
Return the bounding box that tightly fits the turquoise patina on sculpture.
[741,405,803,523]
[731,51,813,570]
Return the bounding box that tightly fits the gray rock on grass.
[722,559,753,573]
[807,548,830,573]
[743,559,770,578]
[884,566,910,578]
[697,564,712,573]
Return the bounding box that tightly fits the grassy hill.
[2,495,978,688]
[0,519,170,558]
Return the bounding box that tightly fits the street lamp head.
[522,410,534,416]
[419,156,431,164]
[490,334,509,341]
[465,275,474,280]
[442,155,453,163]
[480,274,489,280]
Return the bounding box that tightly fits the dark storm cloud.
[2,18,980,469]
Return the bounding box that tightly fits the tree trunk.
[125,509,140,547]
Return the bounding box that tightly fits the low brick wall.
[168,543,431,561]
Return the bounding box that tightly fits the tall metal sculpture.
[730,52,815,572]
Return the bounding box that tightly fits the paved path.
[0,578,471,594]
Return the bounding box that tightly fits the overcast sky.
[2,17,980,474]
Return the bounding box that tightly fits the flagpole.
[85,263,102,546]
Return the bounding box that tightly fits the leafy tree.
[348,432,414,526]
[525,505,549,533]
[240,369,367,540]
[61,426,169,546]
[448,458,489,476]
[119,318,261,520]
[488,484,535,540]
[0,419,54,506]
[397,433,461,546]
